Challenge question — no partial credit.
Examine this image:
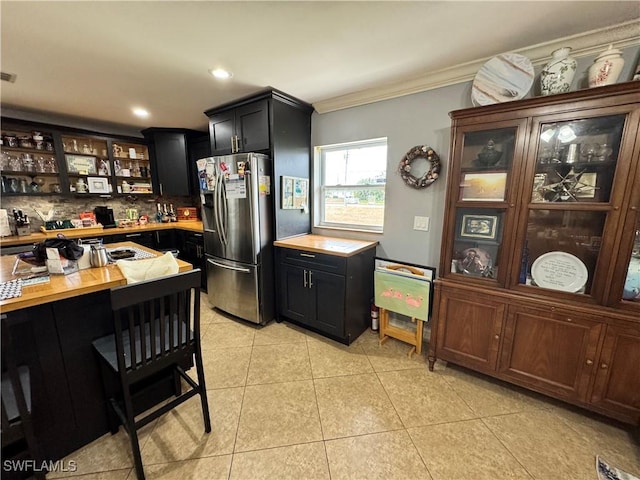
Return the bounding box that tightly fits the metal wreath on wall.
[398,145,441,189]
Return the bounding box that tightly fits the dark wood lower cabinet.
[430,282,640,425]
[277,246,374,345]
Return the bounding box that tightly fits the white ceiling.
[1,1,639,132]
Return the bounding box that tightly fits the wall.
[311,45,640,270]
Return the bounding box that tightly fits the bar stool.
[1,314,45,480]
[92,269,210,480]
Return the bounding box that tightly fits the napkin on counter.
[115,252,179,284]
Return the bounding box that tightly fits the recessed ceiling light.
[132,108,149,118]
[209,68,233,79]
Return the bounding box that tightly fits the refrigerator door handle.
[221,172,228,243]
[216,167,227,245]
[207,258,251,273]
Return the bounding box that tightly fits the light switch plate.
[413,216,430,231]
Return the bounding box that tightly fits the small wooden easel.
[378,264,425,357]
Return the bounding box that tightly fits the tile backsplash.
[1,194,200,232]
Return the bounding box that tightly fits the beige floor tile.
[246,342,312,385]
[199,298,234,325]
[235,380,322,452]
[253,321,308,345]
[378,368,475,427]
[408,420,533,480]
[201,346,251,389]
[47,423,155,478]
[230,442,330,480]
[314,373,403,439]
[482,409,604,480]
[545,404,640,475]
[200,320,256,349]
[52,470,131,480]
[131,455,232,480]
[325,430,432,480]
[361,335,428,372]
[141,388,243,464]
[307,337,373,378]
[440,365,551,417]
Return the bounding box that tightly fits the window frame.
[315,137,387,233]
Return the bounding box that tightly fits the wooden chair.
[1,314,45,480]
[92,270,210,480]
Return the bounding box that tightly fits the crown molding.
[313,20,640,114]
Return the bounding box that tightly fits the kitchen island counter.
[0,242,192,312]
[1,242,194,463]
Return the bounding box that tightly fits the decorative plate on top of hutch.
[429,82,640,425]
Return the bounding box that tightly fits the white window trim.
[314,137,387,233]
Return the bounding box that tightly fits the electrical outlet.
[413,216,430,231]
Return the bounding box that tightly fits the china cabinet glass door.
[446,122,526,285]
[517,112,630,298]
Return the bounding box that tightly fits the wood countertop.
[0,242,192,313]
[274,234,378,257]
[0,221,204,247]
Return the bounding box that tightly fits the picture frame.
[460,172,507,201]
[66,155,97,175]
[459,214,499,241]
[574,172,597,199]
[87,176,110,194]
[281,176,308,210]
[531,173,547,202]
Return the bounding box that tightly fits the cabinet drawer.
[279,248,346,275]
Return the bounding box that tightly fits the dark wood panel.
[500,307,602,401]
[312,270,345,338]
[436,291,504,372]
[208,111,235,156]
[235,99,269,153]
[590,325,640,422]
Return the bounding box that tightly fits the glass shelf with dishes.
[61,135,112,194]
[1,127,61,195]
[530,115,625,204]
[111,141,152,194]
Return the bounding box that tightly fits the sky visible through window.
[324,145,387,185]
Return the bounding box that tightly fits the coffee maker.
[94,206,116,228]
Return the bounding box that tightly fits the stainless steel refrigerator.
[196,153,274,325]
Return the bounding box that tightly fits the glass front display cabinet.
[431,83,640,426]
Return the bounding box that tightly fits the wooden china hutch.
[429,82,640,425]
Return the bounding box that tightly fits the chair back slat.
[109,270,201,374]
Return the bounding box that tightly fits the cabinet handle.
[231,137,235,153]
[600,363,609,369]
[631,206,638,211]
[125,233,142,238]
[586,359,593,365]
[566,318,572,322]
[308,270,313,288]
[494,334,500,340]
[160,183,163,195]
[300,253,316,258]
[303,269,308,288]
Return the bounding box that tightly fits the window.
[316,138,387,232]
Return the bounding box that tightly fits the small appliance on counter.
[176,207,198,222]
[94,206,116,228]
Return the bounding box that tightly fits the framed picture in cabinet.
[459,214,499,241]
[87,176,109,194]
[66,155,97,175]
[460,172,507,201]
[574,172,597,199]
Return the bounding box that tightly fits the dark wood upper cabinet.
[142,128,208,196]
[206,99,269,155]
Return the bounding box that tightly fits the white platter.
[531,251,588,293]
[472,53,534,106]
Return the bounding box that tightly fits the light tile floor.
[48,297,640,480]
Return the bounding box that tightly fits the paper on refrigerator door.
[225,175,247,199]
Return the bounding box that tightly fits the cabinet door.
[514,110,635,302]
[589,324,640,422]
[279,263,310,324]
[310,269,345,338]
[152,132,190,196]
[442,121,528,287]
[435,288,506,372]
[499,305,602,401]
[236,100,270,153]
[208,110,235,156]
